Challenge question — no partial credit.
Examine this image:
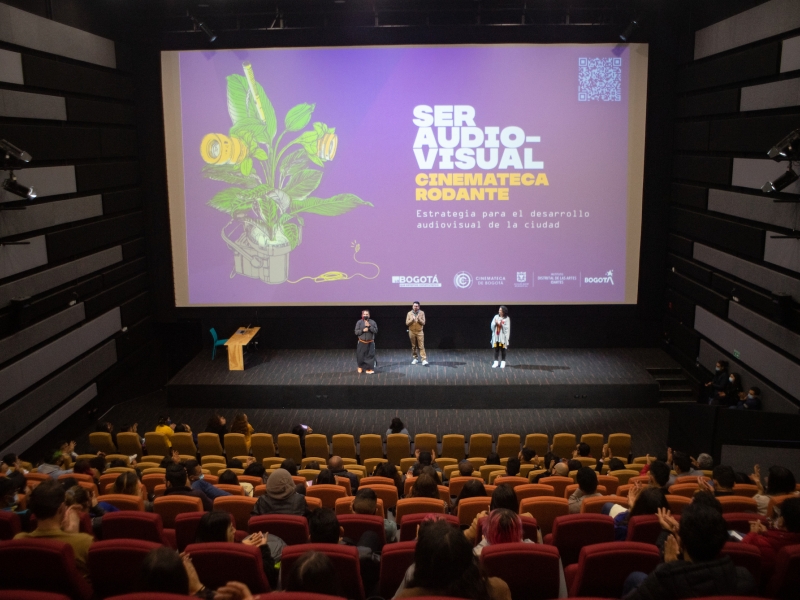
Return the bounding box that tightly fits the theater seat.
[664,494,691,515]
[174,512,209,552]
[213,496,257,530]
[544,513,614,565]
[720,541,762,580]
[102,511,173,547]
[515,484,556,503]
[153,496,203,528]
[481,542,561,600]
[723,512,767,534]
[475,515,539,546]
[519,497,569,536]
[538,476,572,499]
[0,539,92,600]
[307,484,348,508]
[248,514,309,545]
[0,593,72,600]
[379,541,416,599]
[768,543,800,599]
[0,510,21,540]
[626,514,664,545]
[565,541,661,598]
[718,496,758,514]
[360,483,398,510]
[184,542,270,593]
[281,544,365,600]
[399,513,459,541]
[395,498,445,524]
[88,539,161,598]
[338,514,386,546]
[582,494,627,514]
[457,496,492,527]
[96,494,144,512]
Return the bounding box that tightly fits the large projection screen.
[162,44,648,307]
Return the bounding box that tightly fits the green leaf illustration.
[283,169,322,202]
[226,75,250,125]
[253,148,268,161]
[308,154,324,167]
[283,223,301,249]
[257,195,278,228]
[290,193,373,217]
[251,80,277,141]
[240,157,253,176]
[280,149,309,179]
[285,103,315,132]
[202,164,261,188]
[230,117,269,144]
[207,188,253,215]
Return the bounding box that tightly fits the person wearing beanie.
[251,468,308,516]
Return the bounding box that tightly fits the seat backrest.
[569,541,661,598]
[0,592,72,600]
[515,483,556,503]
[213,495,258,529]
[448,476,478,497]
[607,433,631,459]
[336,476,353,496]
[396,497,445,524]
[304,434,330,460]
[479,465,506,483]
[153,495,204,528]
[141,473,166,496]
[0,510,21,540]
[216,484,245,496]
[495,434,520,459]
[720,540,762,580]
[551,513,614,565]
[582,494,627,514]
[481,542,561,600]
[144,432,171,457]
[114,432,143,457]
[171,433,197,456]
[723,512,767,534]
[668,483,698,498]
[185,542,271,593]
[386,434,411,466]
[338,513,386,546]
[551,433,577,458]
[249,513,310,544]
[174,511,208,551]
[308,484,348,508]
[413,433,437,455]
[731,483,759,497]
[361,483,399,510]
[539,476,572,499]
[768,542,800,599]
[362,457,387,476]
[495,476,531,491]
[379,540,417,597]
[468,433,493,458]
[457,496,492,526]
[197,433,225,457]
[580,433,604,460]
[518,497,569,536]
[564,484,607,499]
[625,514,664,545]
[597,475,620,495]
[102,511,165,543]
[358,435,384,463]
[767,494,796,518]
[0,538,92,600]
[608,469,641,485]
[524,433,549,456]
[361,476,394,487]
[331,434,357,460]
[664,494,691,515]
[97,494,144,511]
[398,513,459,541]
[718,496,758,514]
[89,431,117,454]
[440,434,466,461]
[278,434,303,463]
[250,433,275,461]
[88,539,161,598]
[281,543,364,600]
[224,433,249,458]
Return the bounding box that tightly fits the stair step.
[659,382,693,391]
[659,389,694,399]
[659,398,697,404]
[646,367,683,375]
[654,374,689,382]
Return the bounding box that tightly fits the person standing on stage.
[406,301,428,366]
[490,305,510,369]
[355,310,378,374]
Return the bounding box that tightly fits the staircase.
[647,367,697,403]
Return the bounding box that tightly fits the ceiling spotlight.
[762,165,799,194]
[0,139,32,163]
[619,19,639,42]
[2,171,36,200]
[767,129,800,161]
[189,14,217,42]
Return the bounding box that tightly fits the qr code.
[578,57,622,101]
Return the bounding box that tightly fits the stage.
[166,347,677,409]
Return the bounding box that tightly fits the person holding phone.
[490,306,510,368]
[355,310,378,374]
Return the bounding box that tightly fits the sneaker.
[358,368,363,373]
[412,358,418,365]
[492,361,499,368]
[366,370,374,374]
[500,361,506,369]
[422,360,429,366]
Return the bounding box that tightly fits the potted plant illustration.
[199,61,372,284]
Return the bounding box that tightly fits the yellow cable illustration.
[287,240,379,284]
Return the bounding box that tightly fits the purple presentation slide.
[171,45,638,305]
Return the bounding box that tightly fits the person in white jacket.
[490,306,510,368]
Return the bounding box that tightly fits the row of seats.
[89,431,634,464]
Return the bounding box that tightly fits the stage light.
[189,14,217,42]
[767,128,800,161]
[2,171,36,200]
[619,19,639,42]
[0,139,32,163]
[761,165,799,194]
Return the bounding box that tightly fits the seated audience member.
[453,479,488,515]
[409,473,448,511]
[648,460,671,493]
[387,417,409,438]
[606,457,626,472]
[174,423,197,445]
[219,469,253,496]
[71,460,95,481]
[705,359,729,403]
[139,546,213,598]
[715,372,742,407]
[742,497,800,579]
[421,465,442,485]
[227,458,244,470]
[107,458,129,470]
[195,510,284,589]
[458,460,475,478]
[185,460,230,500]
[505,457,521,477]
[280,458,298,476]
[474,508,534,555]
[410,450,441,477]
[285,551,342,596]
[751,464,798,516]
[291,424,311,454]
[395,518,511,600]
[89,455,108,478]
[229,413,255,450]
[244,462,268,485]
[518,448,536,466]
[569,467,602,514]
[0,477,31,530]
[567,459,582,473]
[490,483,518,512]
[667,450,703,487]
[154,416,176,446]
[574,442,592,458]
[375,462,404,499]
[316,469,337,485]
[623,503,756,599]
[159,449,182,469]
[328,456,359,492]
[205,414,228,446]
[611,486,670,540]
[112,471,152,511]
[14,479,93,578]
[164,463,213,511]
[486,452,502,466]
[733,386,762,410]
[37,452,73,479]
[251,468,307,516]
[304,460,320,471]
[695,453,713,471]
[353,487,397,543]
[1,453,28,493]
[705,465,735,497]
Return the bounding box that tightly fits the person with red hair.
[474,508,531,556]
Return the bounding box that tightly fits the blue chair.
[210,328,229,360]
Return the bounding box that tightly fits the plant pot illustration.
[223,221,300,284]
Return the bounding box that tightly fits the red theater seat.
[338,513,386,546]
[379,540,416,599]
[184,542,270,593]
[544,513,614,565]
[475,514,539,546]
[174,512,208,552]
[626,514,664,545]
[281,543,365,600]
[88,539,162,598]
[248,514,310,545]
[565,541,661,598]
[0,510,21,540]
[399,513,459,541]
[723,512,767,534]
[768,543,800,599]
[0,539,92,600]
[101,511,173,547]
[0,593,72,600]
[720,541,762,581]
[481,542,562,600]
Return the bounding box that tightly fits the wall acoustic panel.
[764,234,800,273]
[0,235,47,279]
[707,188,800,229]
[66,98,136,125]
[0,340,116,448]
[671,183,708,209]
[732,158,800,195]
[710,114,800,153]
[695,305,800,399]
[0,48,23,84]
[673,155,732,185]
[677,88,740,118]
[0,195,103,237]
[699,339,799,413]
[0,89,66,121]
[0,123,101,161]
[670,207,764,260]
[0,302,85,365]
[694,0,800,60]
[0,307,120,404]
[729,301,800,361]
[46,212,143,262]
[0,166,76,204]
[694,243,800,301]
[678,42,780,93]
[781,35,800,73]
[21,55,131,100]
[740,77,800,112]
[0,245,122,308]
[0,4,116,68]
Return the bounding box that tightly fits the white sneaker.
[500,361,506,369]
[492,361,499,368]
[412,358,418,365]
[422,360,428,366]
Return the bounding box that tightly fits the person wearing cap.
[251,468,308,516]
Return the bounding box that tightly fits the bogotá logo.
[584,270,614,285]
[454,271,473,289]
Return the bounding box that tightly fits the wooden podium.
[224,326,260,371]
